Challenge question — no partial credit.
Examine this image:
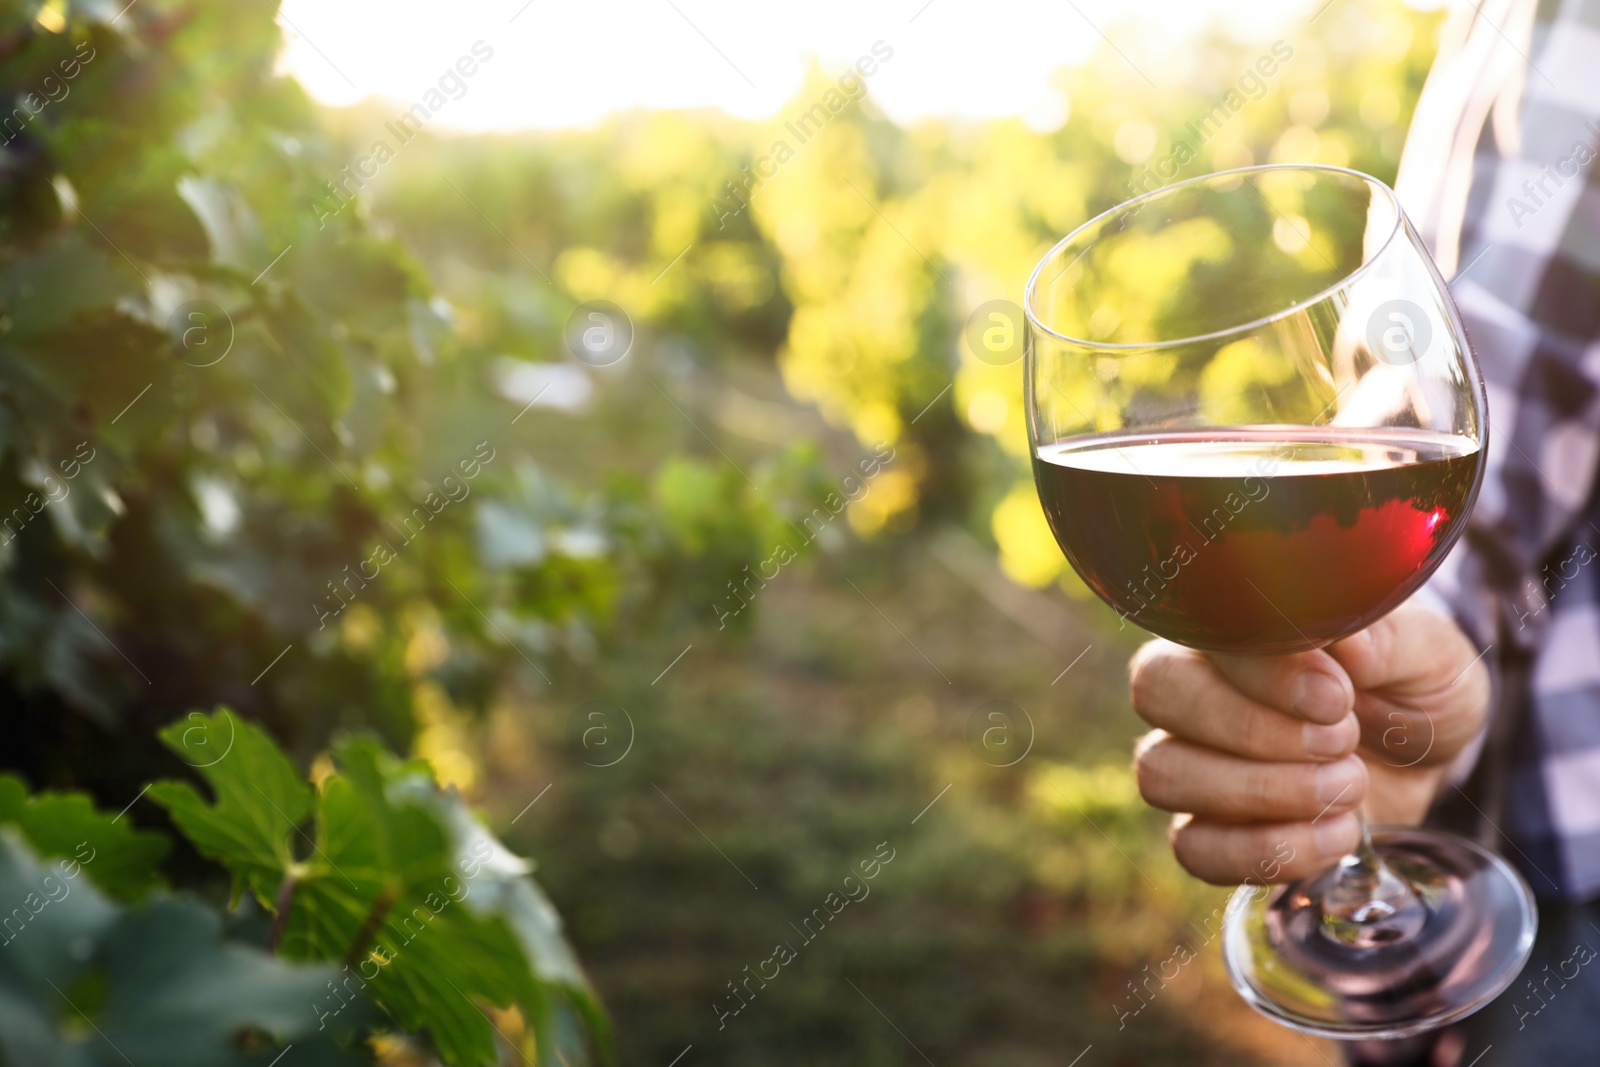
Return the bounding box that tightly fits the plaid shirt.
[1396,0,1600,902]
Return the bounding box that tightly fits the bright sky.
[274,0,1405,133]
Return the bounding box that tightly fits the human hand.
[1127,602,1491,885]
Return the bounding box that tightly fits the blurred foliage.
[369,0,1441,591]
[0,0,645,1060]
[0,0,1443,1062]
[0,829,366,1067]
[0,772,168,900]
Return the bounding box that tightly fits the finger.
[1205,646,1355,725]
[1329,601,1489,702]
[1134,732,1367,822]
[1169,812,1363,886]
[1129,642,1360,762]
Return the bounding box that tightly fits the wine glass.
[1023,163,1536,1038]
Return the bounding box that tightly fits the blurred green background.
[0,0,1442,1063]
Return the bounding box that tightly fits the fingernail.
[1303,715,1355,759]
[1315,813,1360,858]
[1314,758,1364,806]
[1291,670,1350,722]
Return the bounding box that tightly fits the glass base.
[1221,826,1538,1039]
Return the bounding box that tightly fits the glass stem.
[1319,805,1417,943]
[1342,806,1386,886]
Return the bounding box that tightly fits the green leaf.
[17,308,170,429]
[152,711,608,1067]
[176,176,264,271]
[416,778,614,1064]
[148,709,312,908]
[261,293,355,421]
[282,736,543,1067]
[0,829,364,1067]
[0,235,140,339]
[0,773,167,901]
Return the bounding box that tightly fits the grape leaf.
[281,737,535,1067]
[415,778,613,1062]
[0,829,363,1067]
[0,773,168,901]
[261,294,355,422]
[0,236,140,340]
[147,708,312,908]
[151,709,608,1067]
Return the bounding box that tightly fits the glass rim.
[1022,163,1404,353]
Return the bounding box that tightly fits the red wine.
[1033,427,1480,653]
